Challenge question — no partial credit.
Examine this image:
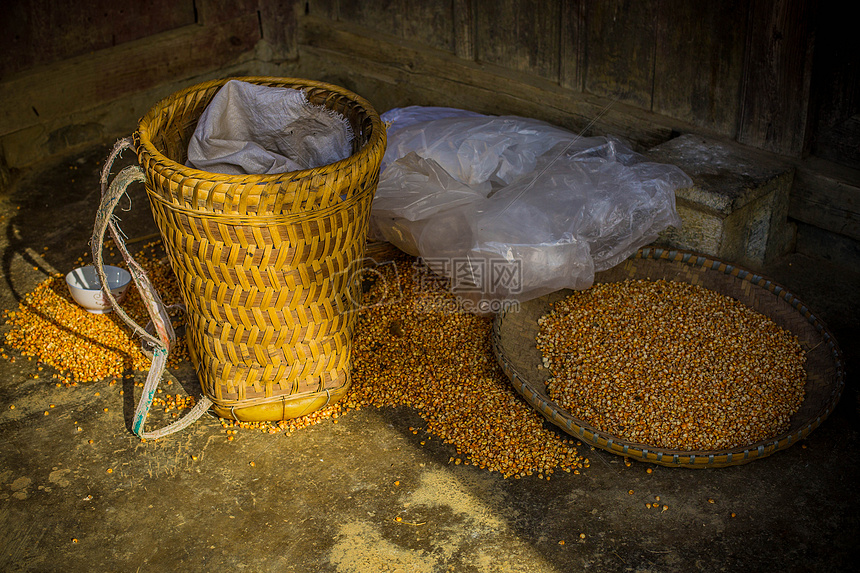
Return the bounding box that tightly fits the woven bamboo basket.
[134,76,386,422]
[493,248,845,468]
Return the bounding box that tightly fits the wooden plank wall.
[0,0,854,257]
[296,0,856,254]
[0,0,852,177]
[0,0,196,79]
[736,0,817,156]
[652,0,748,137]
[0,0,266,172]
[302,0,821,158]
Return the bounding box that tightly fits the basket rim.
[492,247,847,468]
[135,75,386,184]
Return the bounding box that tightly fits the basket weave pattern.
[135,77,385,420]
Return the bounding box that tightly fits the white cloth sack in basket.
[187,80,353,175]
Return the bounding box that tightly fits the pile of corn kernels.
[2,248,586,478]
[536,279,807,451]
[347,258,586,478]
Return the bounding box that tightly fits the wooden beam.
[790,158,860,241]
[257,0,301,61]
[559,0,586,92]
[474,0,562,81]
[0,16,260,138]
[652,0,748,136]
[737,0,817,157]
[0,0,195,79]
[583,0,658,110]
[453,0,476,60]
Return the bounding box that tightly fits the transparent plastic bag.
[372,106,692,307]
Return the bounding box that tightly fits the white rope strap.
[92,138,211,439]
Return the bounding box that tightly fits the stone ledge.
[649,134,795,268]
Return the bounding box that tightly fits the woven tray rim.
[135,75,386,185]
[492,247,846,468]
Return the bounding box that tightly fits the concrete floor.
[0,143,858,573]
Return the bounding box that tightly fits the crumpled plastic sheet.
[372,106,692,309]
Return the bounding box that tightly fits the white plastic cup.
[65,265,132,314]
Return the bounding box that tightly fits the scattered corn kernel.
[345,257,584,478]
[5,254,586,480]
[1,242,186,385]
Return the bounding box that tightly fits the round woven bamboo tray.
[492,248,845,468]
[135,76,386,422]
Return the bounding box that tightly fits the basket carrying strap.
[92,137,212,440]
